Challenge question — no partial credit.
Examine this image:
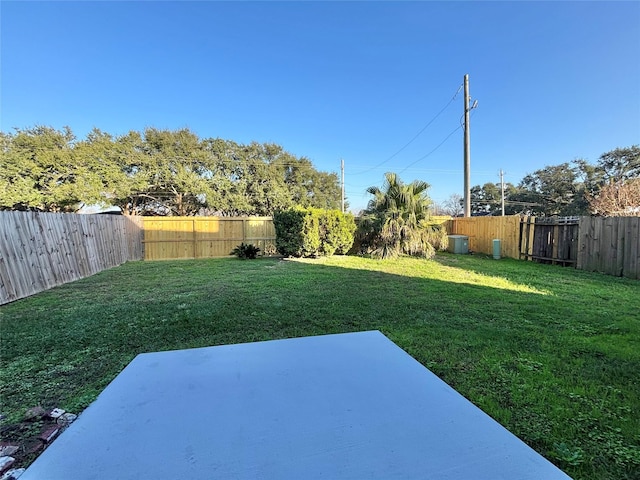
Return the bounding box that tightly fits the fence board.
[602,218,614,273]
[142,217,276,261]
[624,218,639,279]
[614,218,625,277]
[0,212,143,305]
[577,217,592,272]
[519,217,535,261]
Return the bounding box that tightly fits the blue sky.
[2,1,639,212]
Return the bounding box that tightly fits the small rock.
[24,406,46,421]
[0,447,17,458]
[56,412,78,426]
[0,457,15,474]
[23,440,43,455]
[39,425,60,443]
[1,468,26,480]
[48,408,65,419]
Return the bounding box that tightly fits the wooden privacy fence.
[577,216,639,279]
[0,212,143,305]
[446,215,639,279]
[444,216,521,259]
[142,216,276,260]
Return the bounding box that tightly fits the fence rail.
[0,212,143,305]
[142,216,276,260]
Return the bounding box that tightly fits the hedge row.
[273,208,356,257]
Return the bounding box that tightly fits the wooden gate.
[519,217,579,266]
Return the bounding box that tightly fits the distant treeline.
[0,126,342,216]
[439,146,640,217]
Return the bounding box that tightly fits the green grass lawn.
[1,253,639,479]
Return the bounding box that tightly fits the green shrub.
[334,211,356,254]
[273,209,304,257]
[273,209,320,257]
[230,243,261,259]
[274,208,355,258]
[319,209,356,255]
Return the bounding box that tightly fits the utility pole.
[341,158,345,213]
[463,74,471,217]
[499,169,505,216]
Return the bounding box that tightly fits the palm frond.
[362,172,439,260]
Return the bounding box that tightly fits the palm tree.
[360,172,445,259]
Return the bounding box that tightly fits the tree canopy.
[470,182,520,216]
[0,126,342,216]
[468,146,639,217]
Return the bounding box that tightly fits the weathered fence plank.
[623,218,639,279]
[0,212,143,305]
[576,216,639,279]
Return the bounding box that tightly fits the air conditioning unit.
[447,235,469,254]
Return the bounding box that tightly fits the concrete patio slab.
[21,330,571,479]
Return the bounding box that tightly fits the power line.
[397,124,462,175]
[351,84,463,176]
[347,169,498,177]
[374,107,476,178]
